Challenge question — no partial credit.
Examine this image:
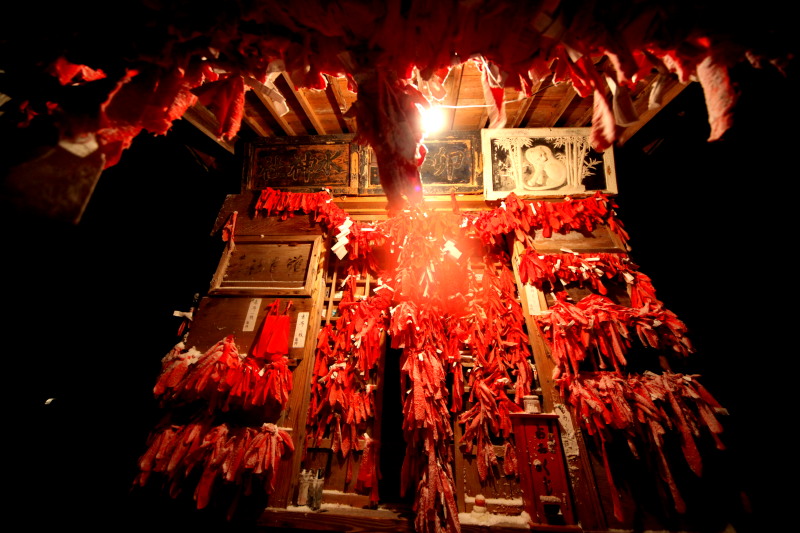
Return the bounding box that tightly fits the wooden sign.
[242,134,363,195]
[359,131,483,196]
[482,127,617,200]
[210,234,323,296]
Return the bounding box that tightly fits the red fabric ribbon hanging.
[251,300,293,363]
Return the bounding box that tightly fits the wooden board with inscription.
[359,131,483,196]
[242,134,363,195]
[210,234,323,296]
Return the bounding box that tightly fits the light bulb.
[418,103,446,135]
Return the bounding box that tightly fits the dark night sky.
[4,61,799,532]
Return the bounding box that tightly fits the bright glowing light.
[418,104,446,135]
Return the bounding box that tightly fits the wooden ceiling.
[183,59,688,155]
[3,1,794,223]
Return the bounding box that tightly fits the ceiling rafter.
[181,104,236,154]
[324,74,354,133]
[276,72,328,135]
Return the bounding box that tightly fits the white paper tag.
[242,298,262,332]
[525,285,543,315]
[443,240,462,260]
[293,312,310,348]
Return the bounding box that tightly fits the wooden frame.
[359,131,483,196]
[242,134,363,195]
[210,235,323,296]
[482,127,617,200]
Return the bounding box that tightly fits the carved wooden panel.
[360,131,483,196]
[242,134,363,195]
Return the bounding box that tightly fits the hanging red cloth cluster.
[514,242,724,522]
[250,300,292,363]
[26,2,783,183]
[470,192,630,247]
[355,434,382,505]
[349,68,428,213]
[307,270,392,499]
[254,188,331,220]
[563,371,727,520]
[518,251,640,294]
[375,208,471,533]
[255,188,382,271]
[134,414,294,516]
[457,261,532,482]
[536,292,694,382]
[154,334,293,414]
[379,206,540,533]
[254,188,728,528]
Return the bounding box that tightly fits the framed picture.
[482,128,617,200]
[242,134,364,195]
[359,131,482,196]
[209,235,323,296]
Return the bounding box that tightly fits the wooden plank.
[544,88,576,128]
[259,506,536,532]
[442,63,464,131]
[259,506,413,532]
[271,247,326,507]
[507,79,538,128]
[281,71,329,135]
[184,295,313,361]
[243,96,276,138]
[617,79,689,146]
[181,104,236,153]
[524,83,574,128]
[210,192,330,237]
[209,234,323,297]
[530,224,628,253]
[324,74,357,133]
[249,76,298,136]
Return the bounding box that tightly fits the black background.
[4,61,799,532]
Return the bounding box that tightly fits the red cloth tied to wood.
[251,300,293,362]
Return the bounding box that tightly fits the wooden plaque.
[483,127,617,200]
[359,131,483,196]
[210,234,323,296]
[242,134,362,195]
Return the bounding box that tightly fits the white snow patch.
[458,510,532,527]
[463,495,523,506]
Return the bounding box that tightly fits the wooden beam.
[617,80,690,146]
[324,74,356,133]
[182,104,236,153]
[280,71,328,135]
[442,63,464,131]
[271,246,327,508]
[247,76,297,136]
[508,78,540,128]
[544,88,577,127]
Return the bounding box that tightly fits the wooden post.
[271,243,327,508]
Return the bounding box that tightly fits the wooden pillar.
[271,244,327,507]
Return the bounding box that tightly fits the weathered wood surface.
[185,295,313,361]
